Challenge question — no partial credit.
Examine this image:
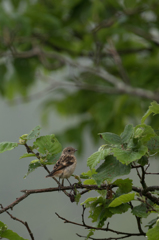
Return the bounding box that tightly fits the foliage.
[1,102,159,239]
[0,221,27,240]
[0,0,159,150]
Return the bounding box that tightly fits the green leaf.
[138,155,149,166]
[109,193,135,207]
[112,179,133,193]
[113,145,148,165]
[0,142,18,153]
[120,124,134,143]
[99,132,121,145]
[86,229,95,240]
[24,160,41,178]
[27,125,41,140]
[45,152,61,165]
[134,124,156,144]
[109,203,130,214]
[33,134,62,155]
[146,218,158,229]
[19,153,36,159]
[80,169,97,179]
[87,149,111,169]
[132,203,149,218]
[0,221,28,240]
[89,206,104,223]
[0,230,28,240]
[141,109,152,124]
[75,192,81,205]
[149,101,159,115]
[147,136,159,153]
[81,197,98,206]
[147,219,159,240]
[141,101,159,124]
[83,179,96,185]
[92,156,131,186]
[96,207,113,227]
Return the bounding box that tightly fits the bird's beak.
[75,149,78,151]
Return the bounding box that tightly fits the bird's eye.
[68,149,71,152]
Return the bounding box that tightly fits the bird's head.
[62,147,78,155]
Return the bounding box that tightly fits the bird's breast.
[62,162,77,179]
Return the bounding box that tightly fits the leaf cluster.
[1,102,159,240]
[0,1,159,150]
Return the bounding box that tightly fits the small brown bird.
[46,147,77,188]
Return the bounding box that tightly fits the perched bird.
[46,147,77,188]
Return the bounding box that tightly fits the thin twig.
[129,202,145,235]
[76,233,132,240]
[140,166,147,189]
[0,204,34,240]
[145,172,159,175]
[55,212,145,236]
[1,184,159,214]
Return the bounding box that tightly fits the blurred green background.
[1,0,159,239]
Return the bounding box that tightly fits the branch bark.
[1,184,159,214]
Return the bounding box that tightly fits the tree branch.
[1,184,159,214]
[55,212,145,237]
[2,48,159,102]
[76,233,133,240]
[129,202,145,235]
[0,204,34,240]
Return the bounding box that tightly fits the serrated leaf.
[0,142,18,153]
[141,101,159,124]
[132,203,149,218]
[33,135,62,155]
[112,178,132,193]
[92,156,131,186]
[109,193,135,207]
[99,132,121,145]
[80,169,97,179]
[87,149,111,169]
[89,206,104,223]
[0,229,28,240]
[26,125,41,140]
[97,207,113,227]
[147,136,159,153]
[75,192,81,205]
[113,145,148,165]
[81,197,98,206]
[86,229,95,239]
[24,160,41,178]
[120,124,134,143]
[83,179,96,185]
[19,153,36,159]
[134,124,156,143]
[0,221,27,240]
[109,203,130,214]
[147,219,159,240]
[46,152,61,165]
[149,101,159,115]
[138,155,149,166]
[146,218,158,229]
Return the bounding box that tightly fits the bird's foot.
[58,183,63,191]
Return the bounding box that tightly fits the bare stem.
[0,204,34,240]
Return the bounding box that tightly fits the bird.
[46,147,77,189]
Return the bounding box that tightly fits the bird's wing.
[46,155,75,177]
[53,155,75,172]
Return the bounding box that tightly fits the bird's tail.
[45,171,54,178]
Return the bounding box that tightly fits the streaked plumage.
[46,147,77,187]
